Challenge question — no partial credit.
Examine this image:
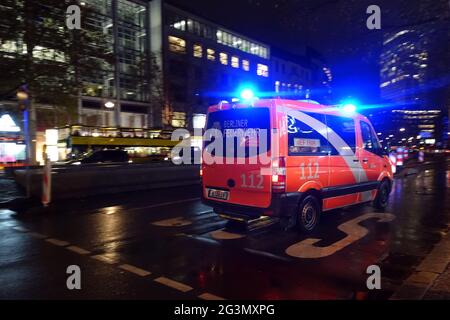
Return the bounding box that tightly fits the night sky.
[167,0,449,105]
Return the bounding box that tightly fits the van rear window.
[205,107,270,157]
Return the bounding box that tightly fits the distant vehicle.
[64,149,130,165]
[201,99,393,233]
[171,146,201,164]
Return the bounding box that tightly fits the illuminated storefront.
[0,114,26,167]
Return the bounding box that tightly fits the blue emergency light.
[240,88,255,100]
[342,103,357,113]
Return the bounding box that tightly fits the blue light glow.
[342,103,357,113]
[240,88,255,100]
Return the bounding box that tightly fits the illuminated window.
[242,59,249,71]
[193,44,202,58]
[257,63,269,77]
[171,20,186,31]
[168,36,186,54]
[220,52,228,65]
[171,112,186,128]
[207,48,215,61]
[231,56,239,68]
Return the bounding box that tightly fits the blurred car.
[62,149,130,165]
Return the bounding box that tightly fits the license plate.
[207,189,229,200]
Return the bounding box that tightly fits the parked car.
[64,149,130,165]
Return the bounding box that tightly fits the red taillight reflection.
[272,157,286,193]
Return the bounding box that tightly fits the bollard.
[42,156,52,206]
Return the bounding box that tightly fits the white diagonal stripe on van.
[284,108,368,183]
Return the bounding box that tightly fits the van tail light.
[272,157,286,193]
[200,168,203,177]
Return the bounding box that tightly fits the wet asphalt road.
[0,160,448,300]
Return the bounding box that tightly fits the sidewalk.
[391,230,450,299]
[0,171,24,206]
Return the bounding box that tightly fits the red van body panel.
[201,99,392,220]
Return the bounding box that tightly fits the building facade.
[374,26,448,149]
[0,0,331,164]
[152,1,326,129]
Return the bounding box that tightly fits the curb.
[390,230,450,300]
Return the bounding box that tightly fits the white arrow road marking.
[152,217,192,227]
[286,212,395,259]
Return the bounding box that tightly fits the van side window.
[360,121,381,152]
[325,115,356,154]
[287,113,331,155]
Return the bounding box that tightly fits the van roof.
[207,99,369,122]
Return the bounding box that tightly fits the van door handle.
[353,159,359,162]
[362,159,369,163]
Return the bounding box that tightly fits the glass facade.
[83,0,149,102]
[167,10,269,59]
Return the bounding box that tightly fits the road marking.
[285,212,396,259]
[91,254,119,264]
[12,226,29,232]
[152,216,192,227]
[210,229,245,240]
[129,198,200,211]
[66,245,91,255]
[198,293,226,300]
[45,238,70,247]
[119,264,151,277]
[28,232,48,239]
[154,277,193,292]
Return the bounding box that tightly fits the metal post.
[23,108,31,198]
[42,148,52,207]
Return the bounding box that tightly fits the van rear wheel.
[296,195,321,233]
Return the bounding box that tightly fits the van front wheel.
[373,180,390,211]
[296,195,321,233]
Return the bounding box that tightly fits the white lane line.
[28,232,48,239]
[66,245,91,255]
[45,238,70,247]
[12,226,29,232]
[119,264,151,277]
[198,293,226,300]
[128,198,200,211]
[91,254,119,264]
[152,217,192,227]
[154,277,193,293]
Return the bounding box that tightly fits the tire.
[296,195,321,233]
[373,180,390,211]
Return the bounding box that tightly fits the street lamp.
[399,128,406,132]
[104,101,115,109]
[16,91,29,101]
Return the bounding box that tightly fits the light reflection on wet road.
[0,161,448,299]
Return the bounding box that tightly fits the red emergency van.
[201,99,393,232]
